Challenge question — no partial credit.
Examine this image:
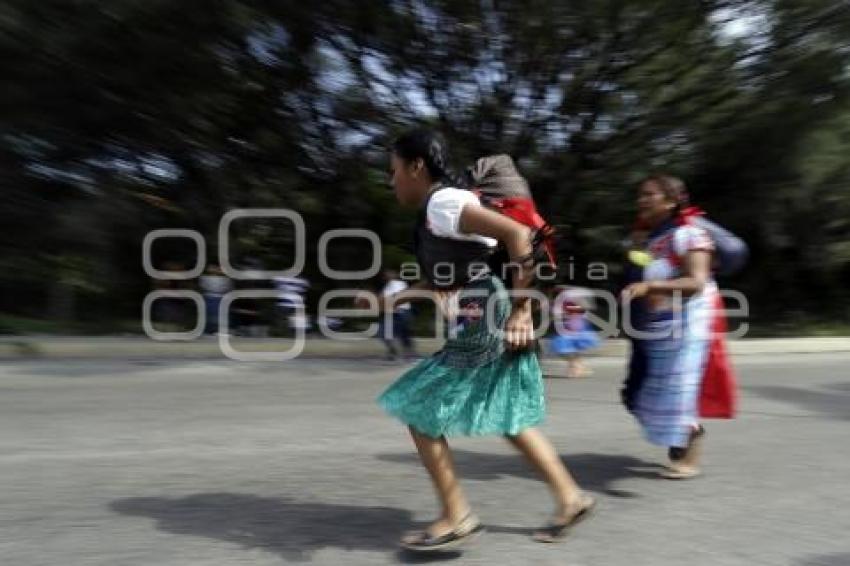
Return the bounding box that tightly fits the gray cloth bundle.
[467,154,531,199]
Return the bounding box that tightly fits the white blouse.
[426,187,498,248]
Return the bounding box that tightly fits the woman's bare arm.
[648,250,711,296]
[458,203,536,349]
[458,203,535,293]
[622,249,712,301]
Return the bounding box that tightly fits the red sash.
[699,293,737,418]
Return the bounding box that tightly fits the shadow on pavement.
[376,451,660,498]
[110,493,562,563]
[111,493,419,563]
[747,384,850,420]
[395,549,464,564]
[823,381,850,393]
[798,553,850,566]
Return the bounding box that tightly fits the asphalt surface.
[1,354,849,565]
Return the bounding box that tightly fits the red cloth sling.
[698,273,738,418]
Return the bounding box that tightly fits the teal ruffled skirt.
[377,275,545,438]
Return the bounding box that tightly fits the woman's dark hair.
[392,128,465,187]
[641,173,688,213]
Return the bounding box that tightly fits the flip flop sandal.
[659,464,701,480]
[533,494,597,543]
[668,425,705,462]
[400,514,484,552]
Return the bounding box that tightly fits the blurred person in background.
[199,263,233,335]
[621,174,717,479]
[377,268,416,360]
[231,257,269,337]
[151,261,190,331]
[273,275,311,333]
[548,285,599,378]
[376,129,594,551]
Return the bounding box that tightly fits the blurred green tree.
[0,0,848,331]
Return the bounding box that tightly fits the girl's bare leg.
[507,427,595,541]
[574,355,592,377]
[566,355,579,378]
[506,427,584,513]
[404,426,471,539]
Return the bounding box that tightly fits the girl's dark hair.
[392,128,465,187]
[641,173,688,213]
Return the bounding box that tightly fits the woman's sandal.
[533,493,597,543]
[662,425,705,479]
[400,514,484,552]
[659,464,701,479]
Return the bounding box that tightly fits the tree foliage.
[1,0,848,326]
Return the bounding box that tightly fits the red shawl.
[699,292,737,418]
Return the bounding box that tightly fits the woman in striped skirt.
[621,174,716,479]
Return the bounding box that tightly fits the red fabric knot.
[677,206,706,226]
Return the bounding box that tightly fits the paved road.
[1,354,849,566]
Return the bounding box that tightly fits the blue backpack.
[689,216,749,276]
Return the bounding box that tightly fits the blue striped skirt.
[632,297,711,448]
